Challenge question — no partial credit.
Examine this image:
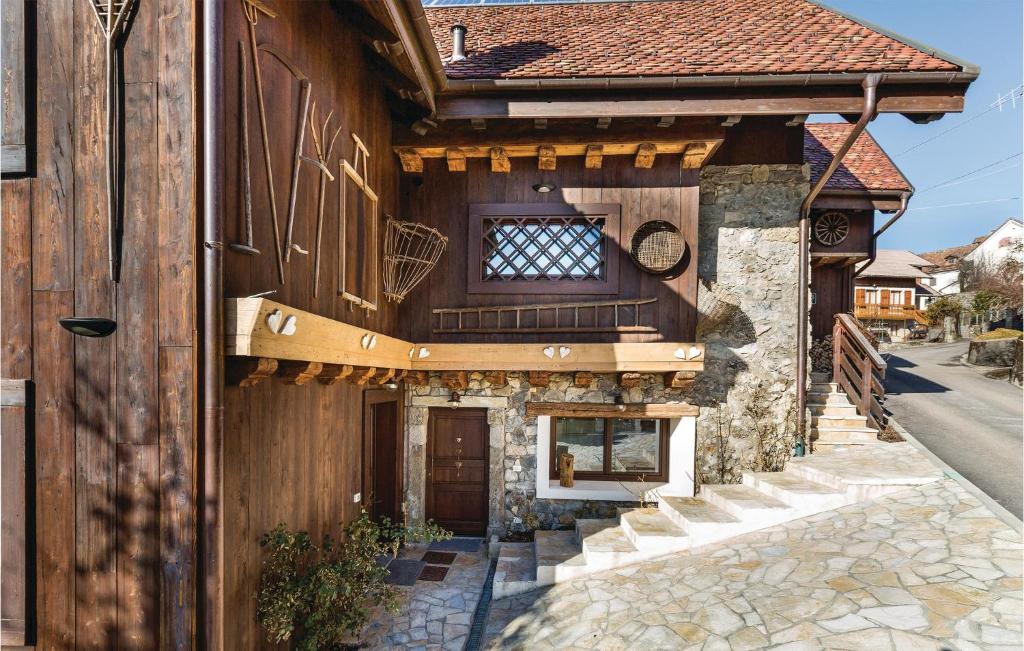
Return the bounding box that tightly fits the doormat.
[417,565,449,582]
[384,559,425,586]
[429,537,482,553]
[421,551,457,565]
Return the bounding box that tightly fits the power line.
[917,152,1023,193]
[918,161,1021,194]
[906,197,1021,211]
[896,85,1023,157]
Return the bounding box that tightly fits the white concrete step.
[534,530,587,586]
[814,426,880,444]
[810,382,841,393]
[812,413,869,428]
[700,484,793,520]
[742,471,849,511]
[578,520,644,571]
[658,496,741,540]
[618,508,689,554]
[808,392,855,407]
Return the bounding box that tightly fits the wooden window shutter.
[904,290,913,306]
[1,379,34,646]
[880,290,890,306]
[855,288,865,305]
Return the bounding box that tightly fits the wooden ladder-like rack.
[433,298,658,334]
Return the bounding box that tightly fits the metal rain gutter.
[795,73,881,455]
[201,0,225,646]
[864,190,914,271]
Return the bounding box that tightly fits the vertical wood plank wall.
[219,2,401,647]
[810,265,857,340]
[399,156,701,343]
[0,0,197,648]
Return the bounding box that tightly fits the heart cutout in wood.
[280,315,297,336]
[360,333,371,350]
[559,346,571,358]
[673,347,686,359]
[418,347,430,359]
[266,309,283,334]
[408,347,416,359]
[542,346,555,359]
[688,346,701,360]
[368,335,378,350]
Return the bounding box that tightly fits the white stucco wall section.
[535,416,696,502]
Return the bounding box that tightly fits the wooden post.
[559,453,574,488]
[832,318,843,386]
[860,354,872,419]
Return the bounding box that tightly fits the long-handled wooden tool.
[230,40,259,256]
[304,103,342,297]
[242,0,285,282]
[87,0,137,282]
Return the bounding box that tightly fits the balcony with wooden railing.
[832,313,887,431]
[854,302,929,325]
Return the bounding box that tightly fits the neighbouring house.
[919,241,979,295]
[919,218,1024,295]
[855,250,935,341]
[0,0,978,647]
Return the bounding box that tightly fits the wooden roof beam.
[634,143,657,169]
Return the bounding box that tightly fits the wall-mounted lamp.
[59,317,117,338]
[613,391,626,412]
[383,382,400,392]
[447,390,462,409]
[532,182,557,194]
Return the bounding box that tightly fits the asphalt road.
[883,341,1023,519]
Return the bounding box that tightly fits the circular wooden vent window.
[813,211,850,247]
[629,220,686,273]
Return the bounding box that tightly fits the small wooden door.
[426,408,489,536]
[363,391,403,525]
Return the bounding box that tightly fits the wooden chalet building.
[0,0,977,647]
[854,250,936,341]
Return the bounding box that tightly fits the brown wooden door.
[427,408,489,536]
[363,391,404,525]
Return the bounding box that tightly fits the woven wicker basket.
[629,220,686,273]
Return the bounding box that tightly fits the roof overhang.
[813,189,913,212]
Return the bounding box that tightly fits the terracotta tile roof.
[805,123,912,193]
[918,242,981,271]
[424,0,964,80]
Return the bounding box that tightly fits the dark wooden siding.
[0,0,197,647]
[399,156,700,343]
[810,209,873,258]
[811,265,856,340]
[219,1,402,647]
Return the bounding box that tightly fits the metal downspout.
[866,190,913,269]
[796,73,881,454]
[201,0,225,647]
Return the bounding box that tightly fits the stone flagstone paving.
[481,479,1023,650]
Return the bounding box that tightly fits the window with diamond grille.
[468,203,621,294]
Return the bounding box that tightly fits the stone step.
[809,403,861,417]
[534,530,587,586]
[742,471,849,511]
[808,392,855,407]
[814,426,880,444]
[574,517,619,545]
[618,508,689,554]
[658,496,740,541]
[700,484,793,520]
[578,521,643,571]
[811,413,869,428]
[492,542,538,600]
[809,382,841,393]
[809,372,831,383]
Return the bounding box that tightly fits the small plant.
[619,473,654,508]
[743,381,795,473]
[714,404,734,483]
[257,512,451,650]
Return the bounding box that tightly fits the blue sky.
[811,0,1023,253]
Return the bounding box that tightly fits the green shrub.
[925,295,964,327]
[257,513,451,650]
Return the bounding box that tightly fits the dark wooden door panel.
[364,391,404,526]
[427,408,488,535]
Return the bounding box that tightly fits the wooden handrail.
[832,313,887,432]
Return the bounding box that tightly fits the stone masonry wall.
[404,164,809,535]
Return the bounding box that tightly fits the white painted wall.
[966,219,1024,269]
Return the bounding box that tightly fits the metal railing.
[832,313,888,431]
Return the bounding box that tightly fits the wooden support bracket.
[446,148,466,172]
[573,371,594,387]
[617,372,643,388]
[278,361,323,385]
[227,357,278,387]
[585,144,603,169]
[396,148,423,173]
[404,370,431,386]
[441,370,468,391]
[370,368,397,385]
[349,366,378,385]
[490,147,510,173]
[663,370,697,389]
[721,115,743,127]
[528,371,551,388]
[318,363,354,385]
[470,117,486,130]
[681,142,709,170]
[634,143,657,169]
[537,145,556,171]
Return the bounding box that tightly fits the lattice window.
[468,204,621,294]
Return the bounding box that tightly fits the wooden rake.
[86,0,138,282]
[302,103,341,297]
